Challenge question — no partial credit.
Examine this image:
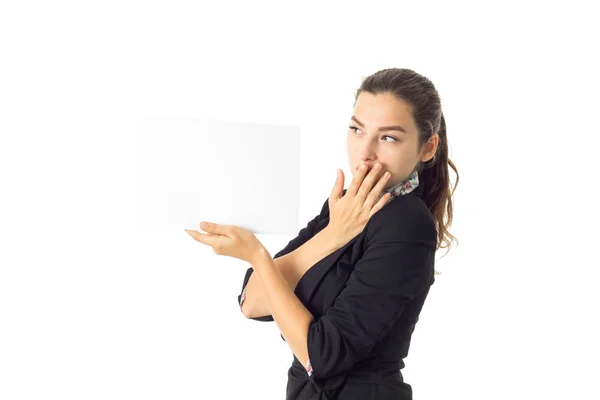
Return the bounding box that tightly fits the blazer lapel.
[293,226,361,305]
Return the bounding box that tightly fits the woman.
[186,67,459,399]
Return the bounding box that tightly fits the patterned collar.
[376,169,421,204]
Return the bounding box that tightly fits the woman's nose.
[359,149,378,162]
[360,138,379,156]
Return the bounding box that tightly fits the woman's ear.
[420,134,439,162]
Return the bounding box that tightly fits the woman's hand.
[185,222,266,264]
[327,162,392,243]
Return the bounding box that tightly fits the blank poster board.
[139,116,302,235]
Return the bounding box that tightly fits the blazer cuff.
[239,285,247,308]
[306,358,313,377]
[238,267,274,322]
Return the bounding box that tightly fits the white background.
[1,1,599,399]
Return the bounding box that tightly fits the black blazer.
[238,181,437,400]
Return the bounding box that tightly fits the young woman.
[187,67,459,399]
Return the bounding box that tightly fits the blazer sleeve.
[237,197,330,321]
[304,209,437,380]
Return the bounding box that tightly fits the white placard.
[139,116,302,235]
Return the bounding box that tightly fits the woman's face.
[347,91,435,189]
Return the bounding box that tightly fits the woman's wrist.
[250,245,271,267]
[320,225,346,250]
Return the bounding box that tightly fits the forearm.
[251,249,314,371]
[286,226,344,287]
[242,226,342,318]
[241,261,294,318]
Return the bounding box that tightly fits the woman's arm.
[250,249,315,373]
[241,226,343,319]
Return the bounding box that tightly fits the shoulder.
[318,195,330,219]
[365,192,437,249]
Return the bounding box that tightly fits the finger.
[357,163,383,200]
[186,229,218,246]
[358,171,391,212]
[366,169,391,206]
[348,163,370,196]
[368,192,392,219]
[200,221,230,235]
[329,168,345,203]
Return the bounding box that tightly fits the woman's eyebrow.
[351,116,407,134]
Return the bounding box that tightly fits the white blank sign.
[138,116,302,235]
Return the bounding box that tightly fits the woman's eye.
[348,126,397,143]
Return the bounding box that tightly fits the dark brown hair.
[354,68,459,257]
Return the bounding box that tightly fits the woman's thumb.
[330,169,343,201]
